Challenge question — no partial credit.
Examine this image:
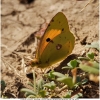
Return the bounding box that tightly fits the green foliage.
[57,76,74,89]
[44,81,56,90]
[67,59,78,68]
[51,72,74,89]
[21,88,37,97]
[74,78,88,89]
[21,79,47,98]
[78,52,95,61]
[79,61,99,74]
[21,42,99,98]
[20,71,47,98]
[64,91,71,98]
[52,72,65,77]
[62,59,78,69]
[47,70,56,80]
[85,41,99,51]
[86,52,94,60]
[1,80,7,98]
[1,80,6,92]
[78,52,99,75]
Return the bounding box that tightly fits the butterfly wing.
[37,12,75,68]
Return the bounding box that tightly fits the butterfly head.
[30,58,39,67]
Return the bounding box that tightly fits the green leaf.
[62,66,72,69]
[85,41,99,51]
[64,91,71,98]
[25,92,36,97]
[20,88,36,95]
[81,78,88,85]
[67,59,78,69]
[79,61,99,74]
[39,90,47,97]
[44,81,56,90]
[74,78,88,89]
[78,57,89,61]
[37,78,44,90]
[52,72,65,78]
[86,52,94,60]
[57,76,74,89]
[76,76,82,83]
[1,80,6,91]
[28,82,34,88]
[47,70,55,80]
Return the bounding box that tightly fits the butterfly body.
[31,12,75,68]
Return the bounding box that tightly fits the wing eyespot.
[46,38,51,42]
[62,28,64,31]
[46,38,54,43]
[56,44,62,50]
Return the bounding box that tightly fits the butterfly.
[31,12,75,68]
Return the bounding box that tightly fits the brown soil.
[1,0,99,98]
